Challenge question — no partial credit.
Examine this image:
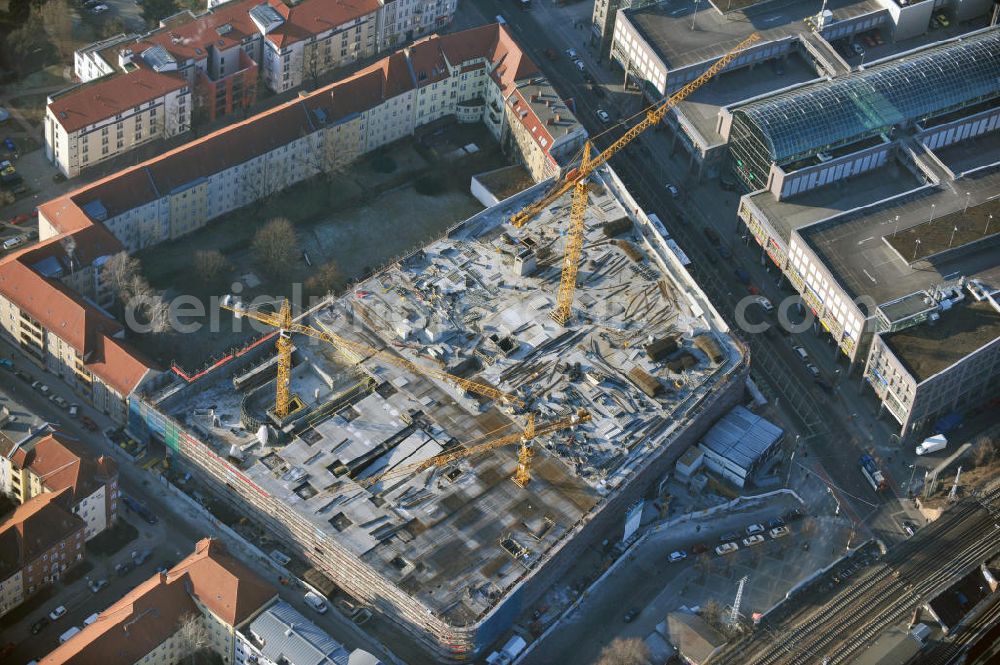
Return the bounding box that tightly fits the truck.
[486,635,527,665]
[860,454,886,491]
[916,434,947,456]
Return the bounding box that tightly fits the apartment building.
[1,429,119,540]
[41,538,277,665]
[46,0,458,178]
[865,282,1000,437]
[0,227,158,423]
[0,489,86,618]
[46,68,191,179]
[37,24,583,255]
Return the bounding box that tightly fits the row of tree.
[100,217,343,336]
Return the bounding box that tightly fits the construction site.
[125,42,753,660]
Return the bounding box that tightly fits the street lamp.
[912,238,921,261]
[892,214,900,237]
[929,203,936,224]
[987,214,994,236]
[691,0,701,30]
[964,191,971,214]
[907,464,917,498]
[949,225,958,248]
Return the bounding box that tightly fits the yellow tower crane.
[221,297,523,419]
[356,409,591,489]
[509,34,761,325]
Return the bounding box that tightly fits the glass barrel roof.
[732,29,1000,163]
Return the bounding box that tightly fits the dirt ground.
[132,125,509,370]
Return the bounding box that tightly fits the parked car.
[754,296,774,313]
[2,138,15,153]
[806,363,820,378]
[742,535,765,547]
[90,4,109,12]
[935,13,949,26]
[769,526,790,539]
[745,523,765,536]
[719,531,739,543]
[49,606,68,620]
[31,616,50,634]
[88,578,108,593]
[115,561,132,576]
[715,542,739,556]
[767,517,785,529]
[575,60,586,73]
[792,345,809,361]
[15,369,31,382]
[68,404,79,418]
[565,48,578,59]
[80,415,99,431]
[623,608,640,623]
[52,395,69,409]
[783,508,804,522]
[132,549,152,565]
[596,109,611,124]
[304,591,328,614]
[668,550,687,563]
[665,184,679,198]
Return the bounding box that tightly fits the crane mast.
[222,298,523,419]
[509,34,761,325]
[509,33,760,230]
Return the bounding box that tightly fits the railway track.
[717,488,1000,665]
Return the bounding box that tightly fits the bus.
[859,454,886,491]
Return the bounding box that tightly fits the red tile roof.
[86,335,155,396]
[41,539,275,664]
[264,0,380,49]
[10,432,118,505]
[48,67,188,134]
[0,489,85,570]
[0,258,121,353]
[170,538,276,625]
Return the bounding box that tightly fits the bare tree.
[0,191,15,207]
[701,598,724,630]
[305,261,343,296]
[972,435,997,468]
[192,250,232,285]
[252,217,298,276]
[174,613,219,665]
[103,252,144,303]
[595,638,650,665]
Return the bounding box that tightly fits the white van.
[495,14,506,25]
[3,235,27,251]
[59,626,81,644]
[84,612,99,626]
[304,591,328,614]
